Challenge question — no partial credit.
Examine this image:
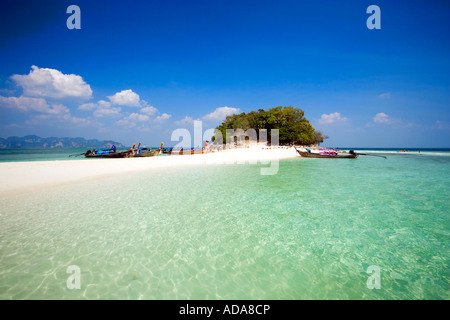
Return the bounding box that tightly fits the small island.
[213,106,327,146]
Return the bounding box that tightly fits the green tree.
[213,106,328,145]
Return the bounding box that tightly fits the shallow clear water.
[0,148,90,162]
[0,152,449,299]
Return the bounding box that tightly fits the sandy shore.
[0,147,298,196]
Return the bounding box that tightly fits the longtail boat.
[295,147,358,159]
[134,149,160,157]
[84,148,133,158]
[133,143,164,157]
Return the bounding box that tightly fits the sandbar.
[0,147,298,196]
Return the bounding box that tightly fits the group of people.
[103,142,214,155]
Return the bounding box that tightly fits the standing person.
[204,140,210,153]
[111,145,116,152]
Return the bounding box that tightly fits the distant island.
[0,135,125,149]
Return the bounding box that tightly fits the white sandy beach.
[0,146,298,196]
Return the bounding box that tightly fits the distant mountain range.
[0,135,125,149]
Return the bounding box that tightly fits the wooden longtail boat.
[295,148,358,159]
[84,149,133,158]
[133,142,164,157]
[133,149,160,157]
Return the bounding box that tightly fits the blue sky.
[0,0,449,147]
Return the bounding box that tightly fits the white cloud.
[154,113,171,122]
[78,100,121,118]
[202,106,240,122]
[97,100,111,108]
[114,118,132,127]
[0,95,69,115]
[45,104,70,115]
[116,110,171,127]
[379,92,391,98]
[0,95,99,128]
[79,100,111,111]
[108,89,142,107]
[129,113,150,122]
[318,112,348,124]
[11,65,92,99]
[115,113,150,127]
[0,88,16,96]
[78,102,97,111]
[373,112,391,123]
[93,106,122,118]
[367,113,408,127]
[176,116,195,125]
[141,105,158,116]
[69,116,96,126]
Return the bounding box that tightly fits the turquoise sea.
[0,148,113,162]
[0,149,449,299]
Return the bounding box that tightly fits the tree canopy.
[213,106,328,145]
